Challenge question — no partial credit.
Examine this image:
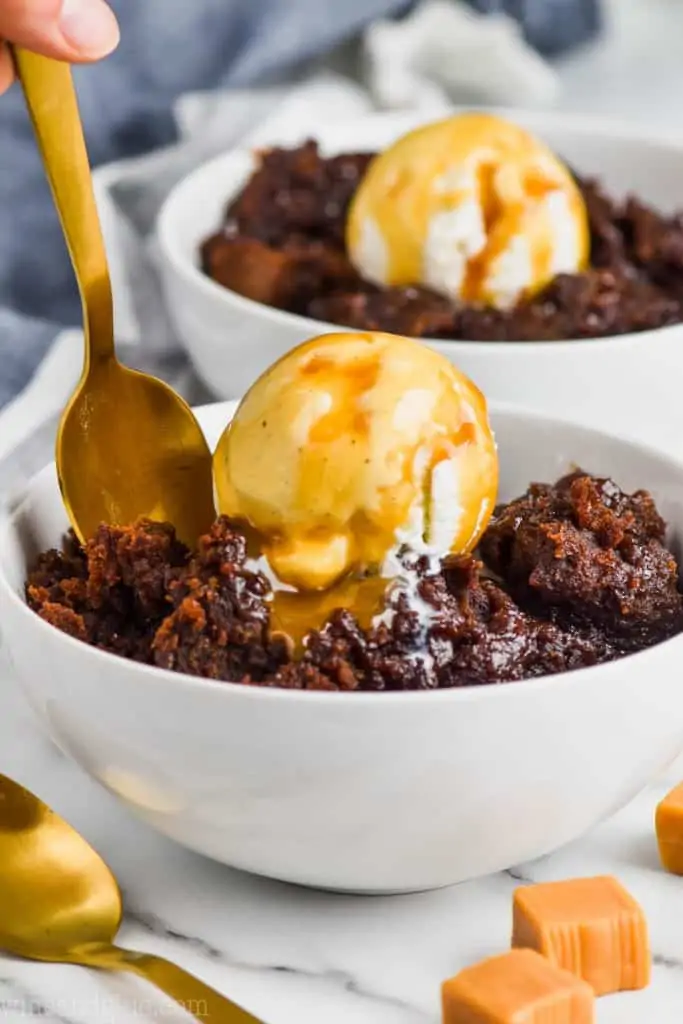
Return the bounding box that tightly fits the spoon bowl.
[0,774,261,1022]
[12,48,214,546]
[58,360,215,544]
[0,775,121,962]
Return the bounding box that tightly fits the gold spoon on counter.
[0,773,263,1023]
[10,47,215,546]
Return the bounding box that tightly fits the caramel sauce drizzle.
[271,574,390,654]
[461,163,556,303]
[241,517,390,655]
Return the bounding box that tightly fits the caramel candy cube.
[655,782,683,874]
[512,876,650,995]
[442,949,593,1024]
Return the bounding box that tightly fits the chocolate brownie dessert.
[479,470,683,650]
[25,472,683,690]
[200,141,683,341]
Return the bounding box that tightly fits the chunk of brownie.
[225,141,374,248]
[152,518,288,681]
[200,234,361,312]
[480,471,683,648]
[308,285,457,338]
[456,270,679,342]
[427,557,615,685]
[85,520,187,618]
[26,521,182,662]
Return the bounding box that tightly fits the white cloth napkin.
[0,0,559,495]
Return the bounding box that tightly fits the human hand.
[0,0,119,94]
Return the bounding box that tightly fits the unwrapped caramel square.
[656,782,683,875]
[512,875,650,996]
[442,949,593,1024]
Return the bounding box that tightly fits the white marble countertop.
[2,655,683,1024]
[5,3,683,1023]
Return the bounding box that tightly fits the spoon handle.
[81,943,265,1023]
[10,46,115,366]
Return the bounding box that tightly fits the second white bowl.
[157,108,683,445]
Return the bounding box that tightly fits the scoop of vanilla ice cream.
[347,112,589,309]
[213,331,498,591]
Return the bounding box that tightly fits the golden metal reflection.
[0,774,262,1023]
[10,47,214,546]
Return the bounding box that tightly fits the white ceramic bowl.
[3,401,683,894]
[157,108,683,441]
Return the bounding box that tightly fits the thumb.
[0,0,120,62]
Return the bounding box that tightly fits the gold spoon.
[10,47,215,546]
[0,773,263,1023]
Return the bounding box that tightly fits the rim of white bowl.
[4,399,683,705]
[157,105,683,356]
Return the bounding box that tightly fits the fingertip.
[0,42,15,95]
[59,0,119,58]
